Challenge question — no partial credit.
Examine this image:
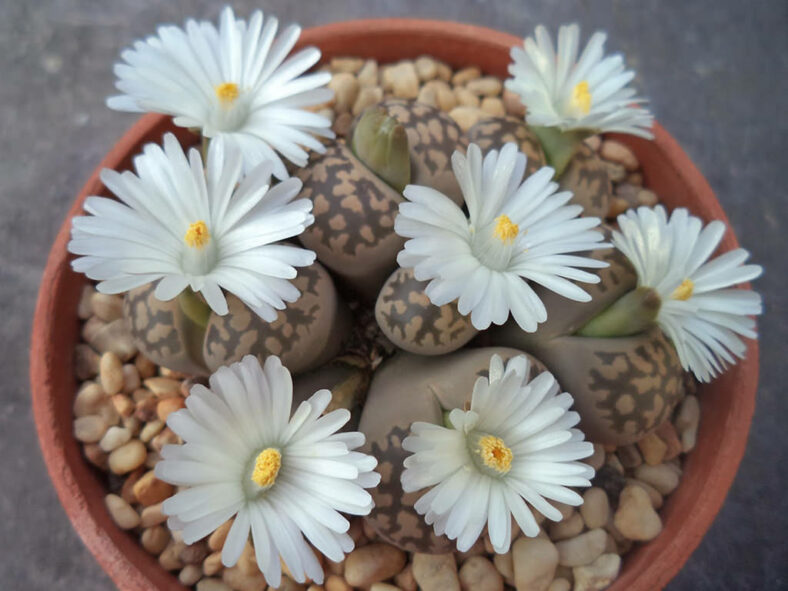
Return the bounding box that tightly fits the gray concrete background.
[1,1,786,589]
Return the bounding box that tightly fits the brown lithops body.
[359,347,546,553]
[375,267,477,355]
[559,142,612,218]
[466,115,546,176]
[202,261,350,375]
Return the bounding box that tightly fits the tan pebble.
[357,59,379,87]
[607,196,630,218]
[370,584,401,591]
[96,398,120,428]
[222,565,267,591]
[74,344,101,380]
[454,87,480,108]
[83,443,108,469]
[554,529,606,567]
[452,66,481,86]
[78,284,96,319]
[422,80,456,111]
[325,574,352,591]
[449,106,484,132]
[394,563,417,591]
[344,543,407,587]
[134,354,157,379]
[73,382,105,417]
[74,415,107,443]
[417,84,438,108]
[144,377,181,398]
[121,415,138,437]
[203,551,223,576]
[655,421,683,461]
[121,364,141,393]
[98,425,131,452]
[179,564,203,586]
[352,86,384,116]
[157,396,186,422]
[140,419,165,443]
[492,551,513,582]
[90,292,123,322]
[584,444,605,471]
[466,76,502,96]
[331,57,364,73]
[159,367,187,380]
[480,97,506,117]
[159,540,186,571]
[415,55,438,81]
[579,488,609,530]
[435,60,452,81]
[605,453,625,474]
[549,511,584,541]
[133,470,175,506]
[333,111,354,136]
[675,395,700,452]
[81,316,105,343]
[613,485,662,541]
[141,525,170,554]
[626,478,664,509]
[279,576,308,591]
[457,537,487,561]
[513,537,558,591]
[197,578,232,591]
[459,555,502,591]
[552,502,576,521]
[617,444,642,469]
[180,541,209,565]
[572,553,621,591]
[140,503,167,527]
[636,187,658,206]
[600,140,639,170]
[547,578,571,591]
[111,394,135,418]
[329,72,360,114]
[389,62,420,99]
[317,107,335,125]
[85,318,137,361]
[120,468,144,503]
[108,439,147,474]
[502,88,526,117]
[208,519,234,552]
[584,135,602,151]
[237,542,259,575]
[412,553,459,591]
[105,493,140,529]
[133,387,155,403]
[151,427,179,452]
[144,449,162,469]
[626,171,644,186]
[634,463,680,495]
[637,432,668,465]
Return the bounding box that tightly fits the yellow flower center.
[571,80,592,114]
[671,278,695,301]
[493,215,519,245]
[251,448,281,488]
[477,435,513,474]
[184,221,210,249]
[215,82,240,105]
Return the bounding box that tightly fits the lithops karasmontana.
[374,267,477,355]
[466,116,546,176]
[202,261,350,375]
[297,100,465,299]
[359,347,546,553]
[559,142,612,218]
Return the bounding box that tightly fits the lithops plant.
[124,261,349,377]
[375,267,477,355]
[466,115,546,176]
[359,347,546,553]
[297,99,465,298]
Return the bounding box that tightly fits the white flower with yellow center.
[401,354,594,553]
[613,205,763,382]
[156,355,380,587]
[107,7,334,179]
[394,142,609,332]
[506,23,653,138]
[68,132,315,321]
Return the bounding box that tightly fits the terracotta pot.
[30,18,759,591]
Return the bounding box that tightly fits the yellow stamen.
[477,435,513,474]
[251,448,281,488]
[215,82,240,105]
[493,214,519,245]
[571,81,592,114]
[184,221,210,249]
[671,278,694,301]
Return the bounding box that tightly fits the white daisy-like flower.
[68,132,316,321]
[613,205,763,382]
[108,6,334,179]
[401,354,594,554]
[156,355,380,586]
[394,142,609,332]
[506,23,653,138]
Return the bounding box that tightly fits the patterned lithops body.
[202,261,350,375]
[466,115,546,176]
[359,347,547,553]
[124,284,209,376]
[559,142,612,218]
[375,267,477,355]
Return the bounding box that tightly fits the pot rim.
[30,17,758,591]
